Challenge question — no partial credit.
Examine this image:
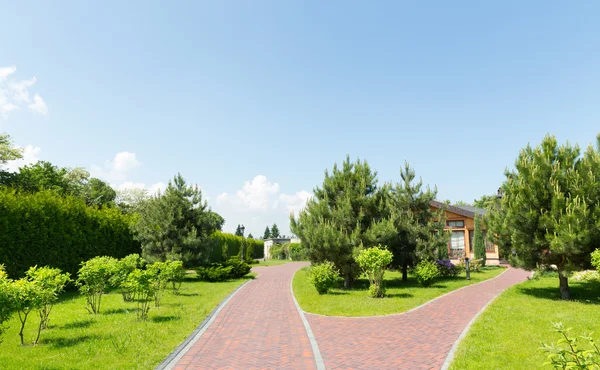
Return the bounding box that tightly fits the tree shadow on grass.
[385,293,413,298]
[518,281,600,304]
[103,308,132,315]
[176,292,199,297]
[327,291,350,296]
[60,319,95,330]
[151,315,181,323]
[44,334,105,349]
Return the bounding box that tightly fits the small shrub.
[0,265,14,344]
[25,266,70,332]
[77,256,118,314]
[11,278,44,345]
[436,259,459,277]
[540,322,600,369]
[571,270,600,283]
[110,254,145,302]
[415,260,440,287]
[195,265,233,282]
[124,269,157,320]
[163,260,186,294]
[356,245,393,298]
[306,262,339,295]
[592,249,600,271]
[223,258,251,279]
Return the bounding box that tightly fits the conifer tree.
[270,223,280,238]
[472,212,486,265]
[263,226,271,239]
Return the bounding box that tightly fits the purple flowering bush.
[436,259,459,277]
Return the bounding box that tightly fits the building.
[263,237,301,260]
[430,200,500,265]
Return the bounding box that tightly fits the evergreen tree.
[263,226,271,239]
[472,212,486,265]
[131,173,224,265]
[487,134,600,300]
[473,194,498,209]
[270,223,280,238]
[248,233,254,239]
[291,156,383,288]
[235,224,243,237]
[365,162,447,281]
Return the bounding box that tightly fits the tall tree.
[247,233,254,239]
[131,173,223,265]
[235,224,243,237]
[473,194,498,209]
[263,226,271,239]
[291,156,383,288]
[472,212,486,265]
[0,133,23,166]
[487,134,600,299]
[270,223,280,238]
[366,163,447,281]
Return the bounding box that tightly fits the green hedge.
[0,188,140,278]
[207,231,264,262]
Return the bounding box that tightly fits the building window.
[447,220,465,228]
[449,231,465,258]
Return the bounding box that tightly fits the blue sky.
[1,1,599,236]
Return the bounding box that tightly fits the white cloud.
[4,145,42,172]
[214,175,311,237]
[28,94,48,115]
[91,151,141,182]
[0,66,48,118]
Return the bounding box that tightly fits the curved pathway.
[167,263,529,370]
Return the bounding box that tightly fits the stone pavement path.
[171,262,316,370]
[306,267,530,370]
[169,263,529,370]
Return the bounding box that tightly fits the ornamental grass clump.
[415,259,440,287]
[356,245,393,298]
[306,262,339,295]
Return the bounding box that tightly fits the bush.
[415,260,440,287]
[110,254,145,302]
[223,257,251,279]
[571,270,600,283]
[195,265,233,282]
[540,322,600,369]
[25,266,70,331]
[0,265,14,344]
[436,259,459,277]
[270,244,287,260]
[11,277,44,345]
[124,269,157,320]
[76,256,118,314]
[0,189,140,279]
[356,245,393,298]
[592,249,600,271]
[289,243,308,261]
[306,262,339,294]
[456,258,482,273]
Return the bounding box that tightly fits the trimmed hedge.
[207,231,264,262]
[0,188,140,278]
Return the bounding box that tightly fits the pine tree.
[263,226,271,239]
[270,223,280,238]
[235,224,243,236]
[248,233,254,239]
[472,212,486,265]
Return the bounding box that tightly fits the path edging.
[155,278,253,370]
[290,268,326,370]
[303,267,510,319]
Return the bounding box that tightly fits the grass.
[0,273,251,369]
[251,259,301,267]
[293,266,506,316]
[449,275,600,370]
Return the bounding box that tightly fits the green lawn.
[0,273,250,369]
[293,266,506,316]
[449,275,600,370]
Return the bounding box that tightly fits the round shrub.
[436,259,459,277]
[306,261,339,294]
[415,260,440,287]
[356,246,393,298]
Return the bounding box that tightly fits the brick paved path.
[172,262,316,370]
[306,267,530,370]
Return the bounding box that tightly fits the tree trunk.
[559,274,571,300]
[401,261,408,282]
[344,274,351,290]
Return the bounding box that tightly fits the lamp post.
[240,224,245,260]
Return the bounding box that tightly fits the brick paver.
[173,262,316,370]
[306,267,530,370]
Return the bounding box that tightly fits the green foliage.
[306,262,340,295]
[456,258,483,273]
[263,226,271,239]
[592,249,600,272]
[224,257,251,279]
[415,260,440,287]
[487,134,600,299]
[436,259,459,277]
[271,223,280,238]
[473,194,498,210]
[25,266,70,332]
[289,243,308,261]
[473,213,486,265]
[356,245,393,298]
[131,173,224,266]
[123,269,157,320]
[11,278,44,345]
[76,256,118,314]
[235,224,243,237]
[270,244,288,260]
[540,322,600,369]
[0,265,14,343]
[195,265,233,282]
[163,260,185,294]
[571,270,600,283]
[0,133,23,165]
[208,231,264,262]
[291,156,382,289]
[0,188,140,279]
[110,254,145,301]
